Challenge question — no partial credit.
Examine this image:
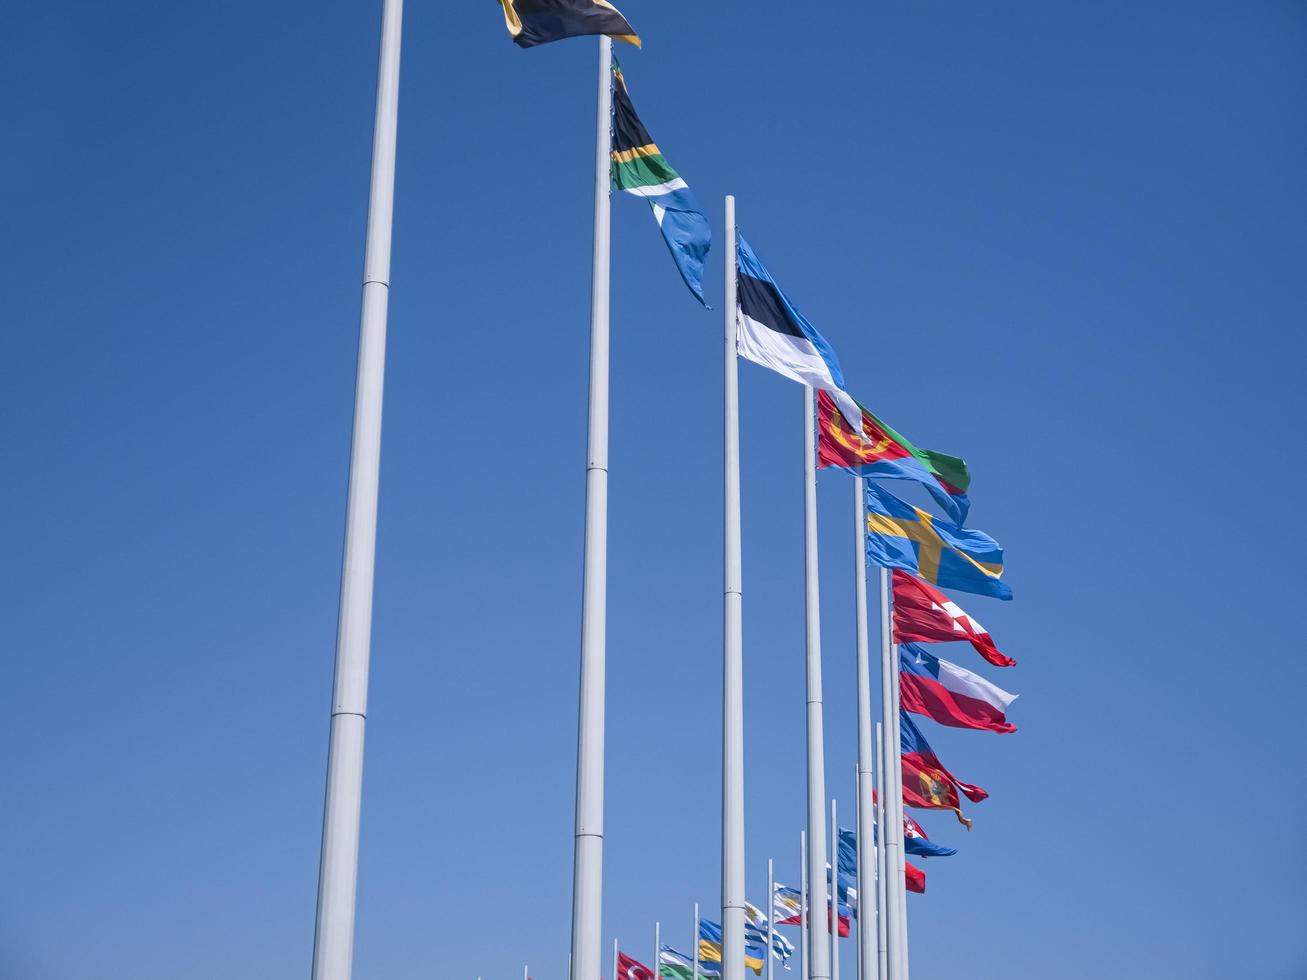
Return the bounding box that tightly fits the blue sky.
[3,2,1306,978]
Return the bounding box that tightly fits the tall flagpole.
[878,568,908,980]
[803,386,831,980]
[874,724,889,980]
[655,921,661,980]
[311,2,403,977]
[853,478,877,980]
[767,858,775,980]
[694,903,702,980]
[722,194,746,980]
[800,831,809,980]
[830,799,840,980]
[612,938,619,980]
[570,34,614,980]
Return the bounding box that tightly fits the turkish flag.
[617,951,656,980]
[892,570,1015,667]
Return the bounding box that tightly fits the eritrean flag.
[900,712,988,828]
[900,643,1018,734]
[816,389,971,525]
[611,61,711,304]
[497,0,640,48]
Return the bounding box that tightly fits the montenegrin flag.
[611,61,712,304]
[497,0,640,48]
[900,643,1018,734]
[892,570,1015,667]
[865,481,1012,600]
[900,711,988,828]
[735,236,863,431]
[903,812,957,858]
[617,951,657,980]
[816,389,971,525]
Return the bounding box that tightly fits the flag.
[903,812,957,858]
[905,861,926,894]
[617,951,657,980]
[900,643,1018,734]
[892,570,1015,667]
[659,946,713,980]
[611,61,711,304]
[743,903,795,965]
[735,236,862,430]
[816,389,971,525]
[699,919,765,976]
[773,884,803,926]
[865,481,1012,600]
[900,712,988,828]
[497,0,640,48]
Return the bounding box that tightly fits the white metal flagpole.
[722,194,746,980]
[655,921,661,980]
[878,568,909,980]
[767,858,775,980]
[613,938,619,980]
[874,724,889,980]
[311,2,403,978]
[803,386,831,980]
[853,479,877,980]
[570,34,614,980]
[800,831,809,980]
[830,799,839,980]
[694,903,702,980]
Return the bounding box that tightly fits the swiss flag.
[616,951,656,980]
[892,570,1015,667]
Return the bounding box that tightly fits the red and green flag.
[816,388,972,525]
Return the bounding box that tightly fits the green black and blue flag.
[497,0,640,48]
[611,61,711,304]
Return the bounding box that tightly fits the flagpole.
[878,568,908,980]
[721,194,746,980]
[655,921,661,980]
[800,831,809,980]
[853,773,862,980]
[830,799,839,980]
[694,903,701,980]
[311,1,402,976]
[853,478,876,980]
[803,386,831,980]
[767,858,775,980]
[613,938,619,980]
[874,724,888,980]
[570,34,614,980]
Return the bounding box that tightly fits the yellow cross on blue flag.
[864,481,1012,600]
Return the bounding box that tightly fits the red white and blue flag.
[903,813,957,858]
[900,644,1018,734]
[892,570,1015,667]
[900,712,988,827]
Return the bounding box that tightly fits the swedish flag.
[864,481,1012,600]
[497,0,640,48]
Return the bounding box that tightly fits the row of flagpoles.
[309,4,1021,979]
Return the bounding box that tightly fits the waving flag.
[617,951,657,980]
[611,62,712,304]
[658,946,706,980]
[773,884,803,926]
[735,236,862,430]
[892,570,1015,667]
[905,862,926,894]
[744,904,794,965]
[900,712,988,828]
[497,0,640,47]
[699,918,764,976]
[865,481,1012,600]
[816,389,971,525]
[903,813,957,858]
[900,644,1018,734]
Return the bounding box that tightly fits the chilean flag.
[892,570,1015,667]
[900,712,987,827]
[904,813,957,858]
[900,644,1018,734]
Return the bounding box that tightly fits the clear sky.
[4,2,1306,978]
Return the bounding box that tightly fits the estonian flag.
[497,0,640,48]
[735,236,863,428]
